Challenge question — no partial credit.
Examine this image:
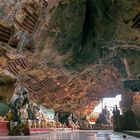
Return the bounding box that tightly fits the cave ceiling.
[0,0,140,115]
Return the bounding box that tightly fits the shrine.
[0,0,140,139]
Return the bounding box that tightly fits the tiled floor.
[0,130,139,140]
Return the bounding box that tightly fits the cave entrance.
[102,95,122,114]
[89,95,122,125]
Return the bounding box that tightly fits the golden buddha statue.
[25,118,30,128]
[46,121,49,127]
[31,121,36,128]
[36,120,40,128]
[40,120,44,128]
[6,110,13,121]
[50,121,53,127]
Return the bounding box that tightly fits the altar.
[0,121,9,136]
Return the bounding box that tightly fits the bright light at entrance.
[103,95,121,110]
[93,95,121,113]
[93,102,102,113]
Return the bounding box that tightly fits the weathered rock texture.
[34,0,140,75]
[34,0,86,67]
[0,0,140,115]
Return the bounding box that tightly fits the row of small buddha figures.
[29,119,67,128]
[10,118,68,136]
[5,110,67,128]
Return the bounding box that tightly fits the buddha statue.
[25,118,30,128]
[40,119,44,128]
[31,121,36,128]
[36,120,40,128]
[6,110,13,121]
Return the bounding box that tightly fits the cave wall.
[0,82,15,104]
[0,0,139,115]
[0,75,15,101]
[33,0,140,78]
[34,0,86,67]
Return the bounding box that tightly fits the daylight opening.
[88,95,122,124]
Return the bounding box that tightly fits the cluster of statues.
[4,85,69,135]
[96,105,111,125]
[112,106,120,122]
[113,106,138,131]
[5,107,68,135]
[68,114,80,129]
[6,111,67,136]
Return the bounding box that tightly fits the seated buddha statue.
[6,110,13,121]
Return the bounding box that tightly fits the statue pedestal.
[29,128,72,135]
[0,121,10,136]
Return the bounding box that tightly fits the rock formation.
[0,0,139,116]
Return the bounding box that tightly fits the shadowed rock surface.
[0,0,139,115]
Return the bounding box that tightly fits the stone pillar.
[121,92,133,114]
[132,92,140,117]
[121,92,140,117]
